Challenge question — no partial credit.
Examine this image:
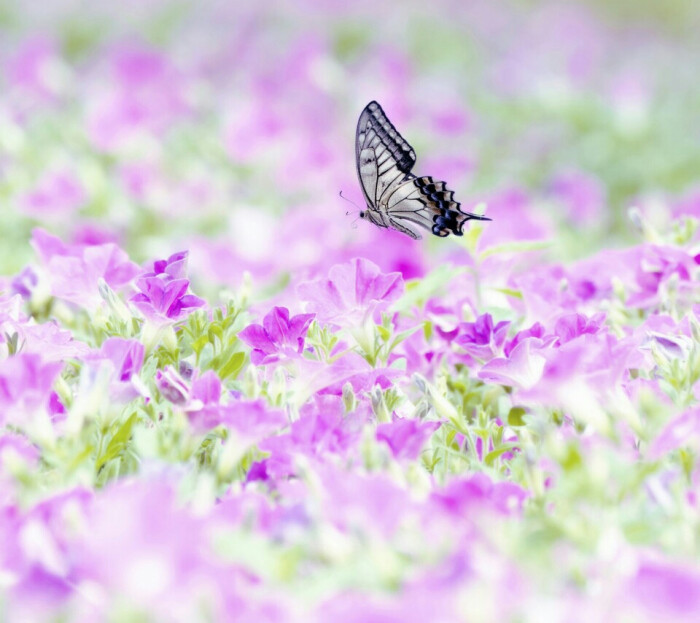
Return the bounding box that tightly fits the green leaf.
[508,406,527,426]
[96,412,138,471]
[219,351,246,380]
[484,443,519,466]
[490,287,524,300]
[388,324,423,352]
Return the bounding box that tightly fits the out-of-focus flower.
[73,477,238,620]
[376,416,441,461]
[628,245,696,308]
[87,44,192,151]
[255,395,365,480]
[297,257,403,327]
[552,311,605,344]
[5,37,68,103]
[648,408,700,460]
[84,337,145,404]
[549,170,605,226]
[431,472,528,517]
[31,229,140,311]
[10,267,38,299]
[157,366,286,439]
[1,488,91,622]
[623,557,700,623]
[0,353,63,433]
[20,170,86,220]
[131,252,205,323]
[1,320,90,362]
[455,313,510,362]
[239,306,315,365]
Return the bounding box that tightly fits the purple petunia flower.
[239,306,314,365]
[297,257,403,327]
[31,229,141,312]
[0,353,63,436]
[455,313,510,363]
[130,251,205,323]
[376,416,441,461]
[157,366,286,438]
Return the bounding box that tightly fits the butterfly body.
[355,100,490,239]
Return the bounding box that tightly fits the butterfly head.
[359,210,366,219]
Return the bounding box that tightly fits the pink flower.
[1,488,91,621]
[648,408,700,460]
[5,321,89,362]
[0,354,63,429]
[455,313,510,362]
[552,312,605,344]
[549,170,606,226]
[157,366,286,438]
[131,252,205,323]
[20,170,86,219]
[31,229,140,311]
[87,45,192,151]
[625,557,700,622]
[10,267,38,299]
[376,417,441,461]
[297,257,403,327]
[239,306,315,365]
[431,473,528,517]
[6,37,65,103]
[84,338,145,403]
[255,395,365,480]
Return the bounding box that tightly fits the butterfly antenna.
[339,190,362,215]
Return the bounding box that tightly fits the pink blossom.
[549,170,606,226]
[455,313,510,363]
[0,488,91,621]
[2,319,90,362]
[84,338,145,403]
[5,37,65,103]
[0,354,63,429]
[648,408,700,460]
[31,229,140,311]
[239,306,315,365]
[376,417,441,461]
[480,337,550,389]
[87,45,192,151]
[256,396,365,480]
[297,257,403,327]
[157,367,286,438]
[131,251,205,323]
[625,557,700,622]
[431,472,528,517]
[20,170,86,219]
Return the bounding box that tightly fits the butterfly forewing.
[356,101,416,208]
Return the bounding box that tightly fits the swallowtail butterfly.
[355,100,490,239]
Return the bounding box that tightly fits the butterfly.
[355,100,490,239]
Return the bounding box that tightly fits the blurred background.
[1,0,698,294]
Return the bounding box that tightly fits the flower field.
[1,1,699,621]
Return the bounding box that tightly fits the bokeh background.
[2,0,698,294]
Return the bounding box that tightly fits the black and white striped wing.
[355,101,416,209]
[385,176,491,239]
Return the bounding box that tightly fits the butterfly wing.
[385,176,491,239]
[355,101,416,209]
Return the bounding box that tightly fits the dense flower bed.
[1,1,699,621]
